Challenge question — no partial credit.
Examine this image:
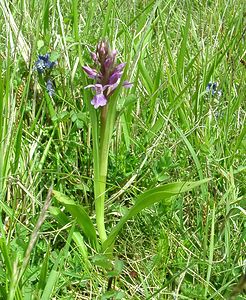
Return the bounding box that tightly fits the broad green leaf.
[49,206,90,263]
[103,179,210,251]
[52,190,98,249]
[91,254,113,270]
[107,259,124,277]
[49,206,68,225]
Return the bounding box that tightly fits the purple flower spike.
[97,41,109,62]
[83,40,132,109]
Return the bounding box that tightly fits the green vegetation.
[0,0,245,299]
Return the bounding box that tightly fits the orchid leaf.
[52,190,98,250]
[102,179,210,251]
[49,206,90,262]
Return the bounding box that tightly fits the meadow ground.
[0,0,245,299]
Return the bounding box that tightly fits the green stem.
[95,105,110,243]
[95,175,107,243]
[93,72,125,245]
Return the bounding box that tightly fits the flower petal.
[35,59,45,73]
[212,82,218,90]
[206,82,212,92]
[82,66,99,79]
[91,93,107,109]
[46,79,55,97]
[109,72,123,85]
[123,81,133,88]
[90,52,98,63]
[104,57,114,70]
[84,84,96,90]
[114,63,126,73]
[85,84,107,94]
[94,84,105,94]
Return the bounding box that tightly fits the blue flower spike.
[35,53,57,74]
[35,53,57,97]
[206,82,222,97]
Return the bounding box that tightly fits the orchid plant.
[51,41,208,261]
[82,41,132,243]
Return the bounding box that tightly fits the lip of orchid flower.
[91,93,107,109]
[85,84,109,109]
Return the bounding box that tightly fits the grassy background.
[0,0,245,299]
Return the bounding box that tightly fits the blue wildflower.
[206,82,222,97]
[35,53,57,74]
[46,79,54,97]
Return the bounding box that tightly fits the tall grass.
[0,0,245,299]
